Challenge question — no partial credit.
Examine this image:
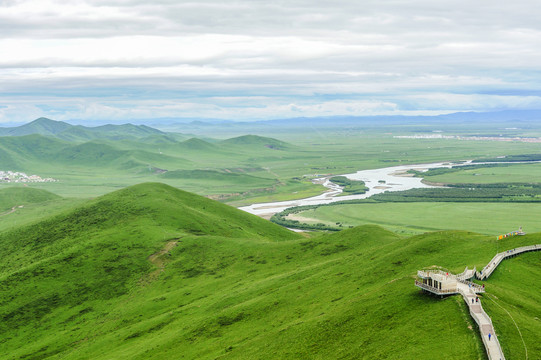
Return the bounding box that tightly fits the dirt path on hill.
[148,240,178,268]
[0,205,21,217]
[140,240,178,285]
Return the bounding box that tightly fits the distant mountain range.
[0,118,294,174]
[0,117,181,142]
[72,109,541,128]
[4,110,541,138]
[128,109,541,137]
[254,110,541,127]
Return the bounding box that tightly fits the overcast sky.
[1,0,541,123]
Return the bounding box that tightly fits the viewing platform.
[416,243,541,360]
[415,268,484,296]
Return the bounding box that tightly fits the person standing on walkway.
[488,332,491,341]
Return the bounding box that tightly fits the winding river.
[239,161,467,218]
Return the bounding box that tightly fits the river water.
[239,161,466,217]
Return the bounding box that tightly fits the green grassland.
[287,202,541,235]
[422,162,541,184]
[0,187,86,233]
[5,117,541,203]
[481,251,541,359]
[0,183,540,359]
[0,187,61,211]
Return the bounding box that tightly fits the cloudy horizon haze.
[1,0,541,123]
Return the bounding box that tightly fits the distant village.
[394,134,541,143]
[0,171,57,183]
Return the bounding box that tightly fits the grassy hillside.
[0,118,169,142]
[482,251,541,359]
[1,183,539,359]
[0,187,61,211]
[0,117,71,137]
[0,134,68,168]
[221,134,291,150]
[0,136,188,174]
[176,138,220,151]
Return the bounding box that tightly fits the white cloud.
[1,0,541,122]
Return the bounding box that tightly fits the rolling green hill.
[0,148,18,170]
[0,117,72,137]
[0,118,171,142]
[0,187,61,211]
[0,134,69,170]
[221,134,291,150]
[0,134,67,159]
[0,136,189,174]
[176,138,220,151]
[0,182,539,359]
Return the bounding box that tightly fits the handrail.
[457,278,485,293]
[417,269,456,279]
[416,244,541,359]
[457,287,505,360]
[477,244,541,280]
[414,280,458,294]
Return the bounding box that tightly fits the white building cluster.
[0,170,57,183]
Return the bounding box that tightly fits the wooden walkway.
[476,244,541,280]
[416,243,541,360]
[457,282,505,360]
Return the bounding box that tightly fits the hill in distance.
[221,134,291,150]
[0,182,539,359]
[176,138,220,151]
[0,187,61,211]
[0,135,191,173]
[0,117,173,142]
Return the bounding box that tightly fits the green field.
[421,162,541,185]
[4,118,541,203]
[289,202,541,235]
[0,183,539,359]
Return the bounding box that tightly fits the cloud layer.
[1,0,541,122]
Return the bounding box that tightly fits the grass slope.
[221,135,291,150]
[1,183,539,359]
[176,138,220,151]
[481,251,541,359]
[0,118,71,137]
[0,134,68,168]
[0,118,169,142]
[0,136,188,173]
[0,187,61,211]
